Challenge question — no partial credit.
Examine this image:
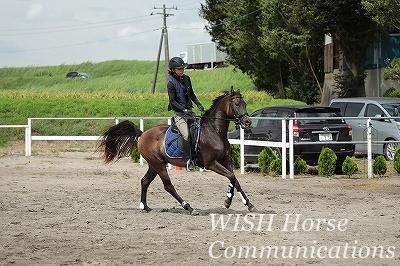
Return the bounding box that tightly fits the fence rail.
[1,116,395,179]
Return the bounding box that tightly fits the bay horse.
[96,87,254,215]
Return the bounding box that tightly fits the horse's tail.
[96,120,142,164]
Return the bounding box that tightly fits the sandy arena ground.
[1,150,400,266]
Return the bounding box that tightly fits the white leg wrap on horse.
[139,202,145,210]
[227,183,234,198]
[239,192,247,205]
[181,201,188,208]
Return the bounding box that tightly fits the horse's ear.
[230,86,234,94]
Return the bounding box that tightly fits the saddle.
[164,117,201,160]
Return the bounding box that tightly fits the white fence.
[0,117,388,179]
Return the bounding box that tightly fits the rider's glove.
[198,104,204,112]
[183,109,193,115]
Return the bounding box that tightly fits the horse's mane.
[203,89,241,117]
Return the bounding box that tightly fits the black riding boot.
[182,139,195,171]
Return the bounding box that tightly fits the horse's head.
[226,87,252,129]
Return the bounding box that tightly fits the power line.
[0,15,151,32]
[0,16,159,36]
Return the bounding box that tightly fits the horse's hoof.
[190,209,200,216]
[224,199,231,209]
[248,204,256,212]
[144,206,152,212]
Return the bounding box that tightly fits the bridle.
[229,95,249,129]
[193,93,249,129]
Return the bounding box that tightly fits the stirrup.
[186,159,195,171]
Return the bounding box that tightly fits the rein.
[194,95,248,129]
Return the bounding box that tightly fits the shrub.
[382,87,400,98]
[394,146,400,174]
[258,147,277,174]
[341,156,358,177]
[270,158,282,175]
[373,155,387,176]
[230,144,241,169]
[130,144,140,162]
[318,147,337,177]
[294,156,308,175]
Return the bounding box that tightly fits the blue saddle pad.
[164,127,185,159]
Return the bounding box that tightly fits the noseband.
[229,95,249,129]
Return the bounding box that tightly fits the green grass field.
[0,60,303,146]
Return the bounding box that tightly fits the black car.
[228,105,355,170]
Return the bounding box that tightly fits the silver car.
[330,97,400,160]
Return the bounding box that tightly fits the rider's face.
[174,68,185,76]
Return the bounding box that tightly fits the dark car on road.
[66,71,92,79]
[228,105,355,171]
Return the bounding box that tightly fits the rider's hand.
[183,109,193,115]
[198,104,204,112]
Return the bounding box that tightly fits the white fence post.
[367,118,373,178]
[288,119,294,179]
[27,118,32,156]
[281,119,287,179]
[139,119,145,166]
[25,126,29,156]
[240,127,245,175]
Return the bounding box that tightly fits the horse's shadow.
[117,207,277,216]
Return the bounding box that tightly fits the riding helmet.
[169,57,185,69]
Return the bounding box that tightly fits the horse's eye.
[235,102,240,107]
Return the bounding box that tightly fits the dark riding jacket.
[167,74,201,112]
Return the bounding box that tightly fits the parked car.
[330,97,400,160]
[228,105,355,171]
[66,71,92,79]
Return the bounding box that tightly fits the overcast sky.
[0,0,212,68]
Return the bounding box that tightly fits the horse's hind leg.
[139,167,157,212]
[158,168,199,216]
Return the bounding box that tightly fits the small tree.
[393,146,400,174]
[258,147,277,174]
[341,156,358,177]
[130,145,140,162]
[373,155,387,176]
[294,157,308,175]
[318,147,337,177]
[382,87,400,98]
[229,144,241,169]
[270,158,282,175]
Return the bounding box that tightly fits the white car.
[330,97,400,160]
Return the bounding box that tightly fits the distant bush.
[270,158,282,175]
[394,147,400,174]
[341,156,358,177]
[318,147,337,177]
[130,145,140,162]
[230,144,241,169]
[258,147,277,174]
[373,155,387,176]
[294,157,308,175]
[382,87,400,98]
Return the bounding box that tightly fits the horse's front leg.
[225,179,255,212]
[224,182,234,208]
[207,161,255,212]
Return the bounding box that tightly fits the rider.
[167,56,204,171]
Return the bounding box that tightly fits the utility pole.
[151,4,176,94]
